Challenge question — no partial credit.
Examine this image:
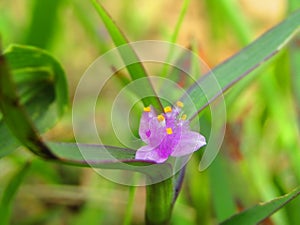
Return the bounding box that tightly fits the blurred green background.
[0,0,300,224]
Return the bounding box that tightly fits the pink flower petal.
[135,145,168,163]
[136,104,206,163]
[139,107,166,147]
[171,131,206,157]
[139,106,157,143]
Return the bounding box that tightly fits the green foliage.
[0,162,31,225]
[221,187,300,225]
[0,1,300,225]
[181,9,300,116]
[25,0,62,49]
[0,45,68,158]
[91,0,163,111]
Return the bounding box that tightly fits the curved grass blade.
[4,44,69,116]
[91,0,163,111]
[0,45,68,158]
[220,187,300,225]
[0,162,31,225]
[180,9,300,119]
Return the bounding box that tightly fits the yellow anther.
[144,106,151,112]
[164,106,172,113]
[181,114,187,120]
[176,101,184,108]
[157,115,165,122]
[166,127,173,135]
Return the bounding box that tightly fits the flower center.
[166,127,173,135]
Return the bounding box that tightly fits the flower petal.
[148,119,166,147]
[139,107,166,147]
[171,131,206,157]
[139,106,157,143]
[135,145,168,163]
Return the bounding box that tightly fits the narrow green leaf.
[181,10,300,118]
[91,0,163,111]
[161,0,190,77]
[71,0,110,52]
[220,187,300,225]
[48,142,136,165]
[0,162,31,225]
[25,0,62,49]
[0,44,68,158]
[0,120,20,157]
[47,142,162,169]
[170,0,190,44]
[46,142,184,184]
[290,34,300,111]
[208,0,252,45]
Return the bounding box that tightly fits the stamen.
[164,106,172,113]
[176,101,184,108]
[157,115,165,122]
[166,127,173,135]
[144,106,151,112]
[181,114,187,120]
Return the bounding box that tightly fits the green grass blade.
[0,44,68,158]
[48,142,136,164]
[170,0,190,44]
[290,35,300,112]
[91,0,163,111]
[47,142,157,169]
[0,120,20,157]
[46,142,183,180]
[25,0,62,49]
[206,0,252,45]
[123,184,136,225]
[220,187,300,225]
[0,162,31,225]
[160,0,190,77]
[181,10,300,119]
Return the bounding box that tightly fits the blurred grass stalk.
[0,162,31,225]
[25,0,62,49]
[201,0,300,224]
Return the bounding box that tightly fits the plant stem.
[145,178,174,225]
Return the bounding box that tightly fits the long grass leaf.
[91,0,163,111]
[180,10,300,119]
[0,162,31,225]
[220,187,300,225]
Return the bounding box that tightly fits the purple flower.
[135,101,206,163]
